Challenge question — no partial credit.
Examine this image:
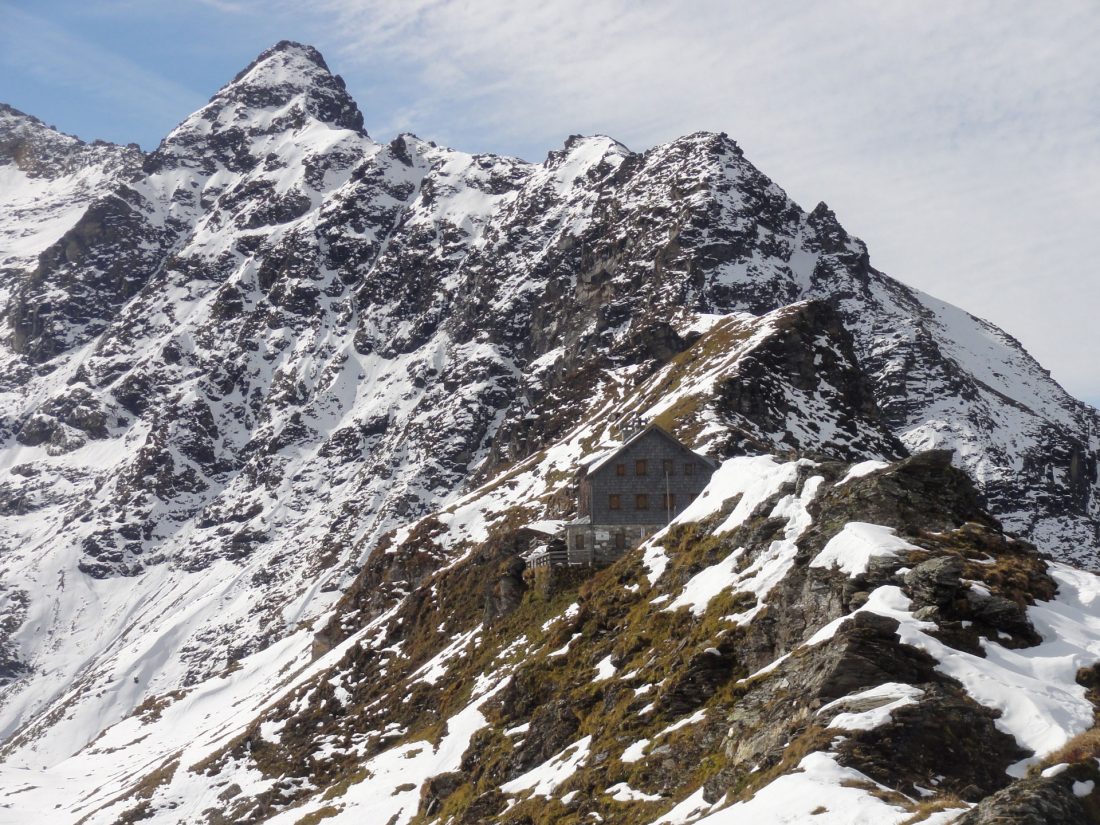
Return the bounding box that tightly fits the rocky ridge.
[18,445,1100,824]
[0,103,142,300]
[0,40,1098,824]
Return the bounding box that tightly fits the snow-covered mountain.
[0,103,142,314]
[0,41,1098,824]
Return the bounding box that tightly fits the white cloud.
[192,0,252,12]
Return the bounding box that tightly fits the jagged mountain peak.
[0,104,142,277]
[0,103,138,181]
[539,134,631,192]
[0,103,59,137]
[230,39,333,83]
[207,39,363,132]
[557,133,632,157]
[148,40,366,173]
[220,39,361,128]
[0,104,78,173]
[644,130,746,165]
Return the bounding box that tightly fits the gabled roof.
[585,423,717,476]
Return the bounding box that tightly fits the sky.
[1,0,1097,407]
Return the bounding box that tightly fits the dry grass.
[1037,726,1100,770]
[74,753,181,825]
[293,806,342,825]
[838,779,911,807]
[900,794,968,824]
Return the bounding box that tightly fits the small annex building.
[521,522,568,569]
[565,423,717,566]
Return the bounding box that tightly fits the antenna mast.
[665,466,671,524]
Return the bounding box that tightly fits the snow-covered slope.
[0,104,142,308]
[0,39,1098,824]
[4,446,1099,824]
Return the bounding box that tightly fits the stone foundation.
[564,522,662,566]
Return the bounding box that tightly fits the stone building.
[565,424,717,566]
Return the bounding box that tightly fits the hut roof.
[585,423,717,476]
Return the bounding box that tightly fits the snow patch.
[809,522,919,577]
[500,735,593,798]
[685,751,913,824]
[593,654,617,682]
[819,683,924,731]
[837,460,891,485]
[606,782,662,802]
[621,739,650,763]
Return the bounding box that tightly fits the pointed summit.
[217,40,363,132]
[230,40,331,82]
[149,41,365,173]
[206,40,363,134]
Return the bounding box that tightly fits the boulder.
[955,764,1100,824]
[905,556,965,609]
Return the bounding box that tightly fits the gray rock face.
[483,555,527,625]
[0,103,141,181]
[905,556,966,609]
[955,765,1100,824]
[710,300,908,461]
[846,683,1027,802]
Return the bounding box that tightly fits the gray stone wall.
[565,523,659,566]
[586,429,715,525]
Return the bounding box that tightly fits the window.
[662,459,674,475]
[662,493,676,511]
[614,532,626,550]
[616,463,626,477]
[635,493,649,510]
[635,459,647,476]
[608,494,621,510]
[684,463,695,476]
